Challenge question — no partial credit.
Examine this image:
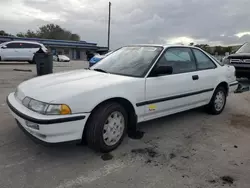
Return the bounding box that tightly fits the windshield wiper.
[93,68,108,73]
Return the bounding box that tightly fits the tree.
[17,30,37,38]
[195,44,211,53]
[16,24,80,41]
[224,46,232,54]
[0,30,13,36]
[214,46,224,55]
[71,34,80,41]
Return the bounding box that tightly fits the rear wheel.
[206,86,227,115]
[85,102,128,152]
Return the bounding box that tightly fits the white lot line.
[56,159,128,188]
[56,155,143,188]
[0,156,36,169]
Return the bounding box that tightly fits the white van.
[0,41,47,64]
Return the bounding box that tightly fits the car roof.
[125,44,200,49]
[5,40,42,45]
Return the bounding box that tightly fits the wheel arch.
[216,81,229,96]
[82,97,138,141]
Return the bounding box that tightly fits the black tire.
[206,86,227,115]
[85,102,128,153]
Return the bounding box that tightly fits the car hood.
[228,53,250,58]
[18,69,133,103]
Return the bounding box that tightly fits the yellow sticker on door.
[148,104,156,111]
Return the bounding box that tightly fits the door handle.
[192,75,199,80]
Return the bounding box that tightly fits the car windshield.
[236,43,250,53]
[104,51,113,56]
[90,46,163,77]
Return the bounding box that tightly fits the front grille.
[243,59,250,63]
[230,59,250,64]
[230,59,241,63]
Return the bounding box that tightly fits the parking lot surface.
[1,62,250,188]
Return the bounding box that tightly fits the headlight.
[22,97,48,114]
[46,104,71,115]
[22,97,71,115]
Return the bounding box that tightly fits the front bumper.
[231,63,250,77]
[229,81,239,93]
[7,93,90,144]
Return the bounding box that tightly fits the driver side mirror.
[153,66,173,76]
[1,45,7,49]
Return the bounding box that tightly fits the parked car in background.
[223,42,250,79]
[89,51,112,67]
[7,45,238,152]
[0,41,47,64]
[53,55,70,62]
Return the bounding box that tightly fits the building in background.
[0,36,108,60]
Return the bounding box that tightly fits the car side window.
[32,44,41,48]
[192,48,216,70]
[22,43,41,48]
[6,43,21,49]
[21,43,30,48]
[156,47,196,74]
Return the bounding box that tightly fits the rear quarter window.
[210,55,224,66]
[192,48,217,69]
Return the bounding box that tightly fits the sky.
[1,0,250,49]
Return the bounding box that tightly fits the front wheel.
[85,102,128,152]
[206,87,227,115]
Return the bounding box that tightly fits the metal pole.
[108,2,111,50]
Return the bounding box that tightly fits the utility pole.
[107,2,111,50]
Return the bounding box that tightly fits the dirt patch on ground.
[131,147,159,158]
[208,176,235,186]
[101,153,113,161]
[230,114,250,128]
[220,176,234,185]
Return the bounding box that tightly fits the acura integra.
[7,45,238,152]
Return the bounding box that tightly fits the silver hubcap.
[103,111,125,146]
[214,91,225,111]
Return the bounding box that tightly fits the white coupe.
[7,45,238,152]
